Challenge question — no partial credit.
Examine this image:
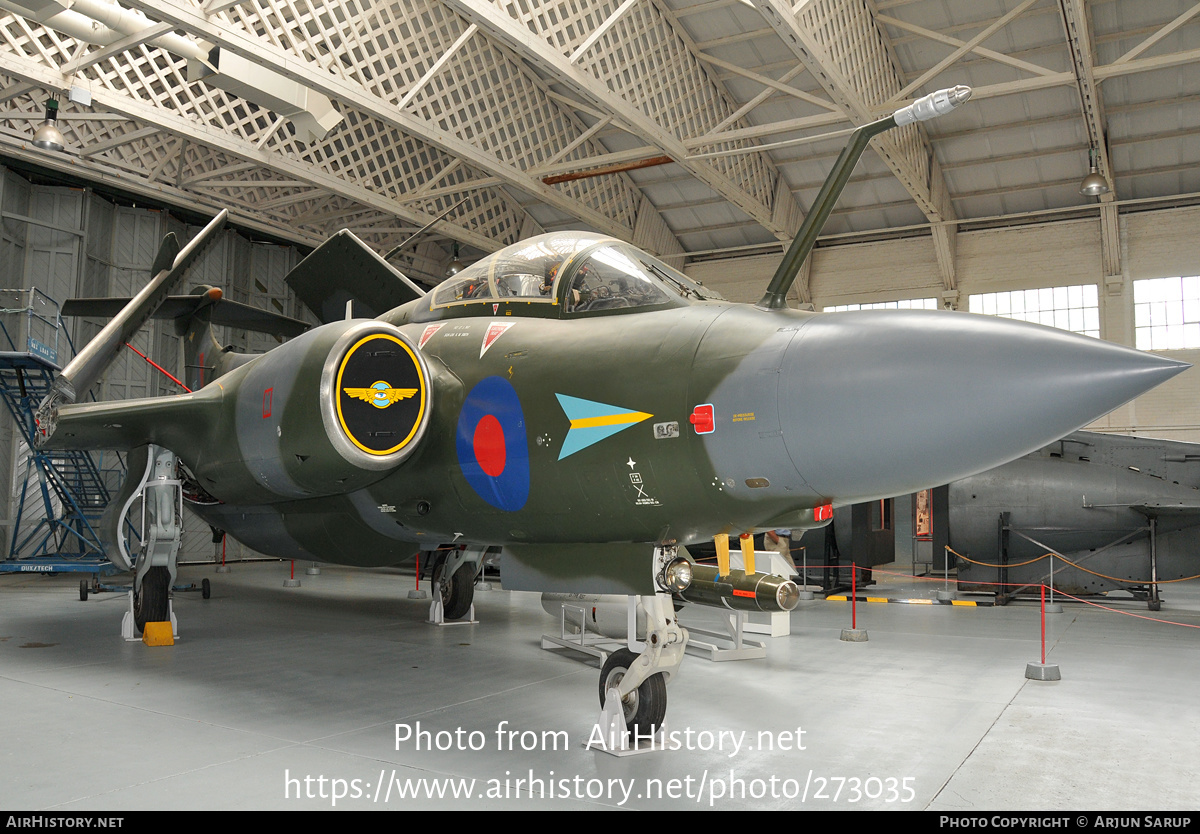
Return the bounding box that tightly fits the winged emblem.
[343,381,418,409]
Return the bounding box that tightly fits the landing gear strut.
[119,445,184,639]
[594,589,688,751]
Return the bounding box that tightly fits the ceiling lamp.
[446,242,464,277]
[1079,147,1109,197]
[31,99,64,153]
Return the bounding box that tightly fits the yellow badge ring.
[335,333,427,456]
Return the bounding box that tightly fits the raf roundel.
[456,376,531,512]
[335,333,427,456]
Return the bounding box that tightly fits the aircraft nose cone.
[781,310,1189,502]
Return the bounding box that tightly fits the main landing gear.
[117,445,184,640]
[426,545,487,624]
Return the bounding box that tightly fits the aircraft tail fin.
[61,291,310,340]
[33,211,228,444]
[286,229,426,323]
[52,210,227,402]
[63,286,311,392]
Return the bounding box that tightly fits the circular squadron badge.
[335,332,427,457]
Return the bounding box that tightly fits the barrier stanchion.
[1045,552,1062,613]
[409,551,428,599]
[1025,584,1060,680]
[840,561,868,642]
[796,545,813,600]
[814,560,1200,681]
[937,545,956,601]
[283,558,300,588]
[216,535,230,573]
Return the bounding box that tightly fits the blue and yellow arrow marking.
[556,394,652,460]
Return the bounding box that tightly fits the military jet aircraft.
[32,86,1188,734]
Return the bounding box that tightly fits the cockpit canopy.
[424,231,720,320]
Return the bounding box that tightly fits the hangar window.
[1134,277,1200,350]
[823,297,938,312]
[968,285,1099,338]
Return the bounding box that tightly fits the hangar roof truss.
[0,0,1193,282]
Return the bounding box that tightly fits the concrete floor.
[1,561,1197,811]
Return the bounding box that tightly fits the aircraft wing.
[40,388,220,453]
[286,230,427,323]
[1129,501,1200,517]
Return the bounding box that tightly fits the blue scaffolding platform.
[0,289,117,575]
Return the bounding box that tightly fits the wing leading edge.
[39,386,222,453]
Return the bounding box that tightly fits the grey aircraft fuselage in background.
[948,430,1200,603]
[798,431,1200,607]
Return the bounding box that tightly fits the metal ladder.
[0,289,115,572]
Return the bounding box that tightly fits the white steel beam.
[702,64,810,138]
[568,0,639,64]
[1059,0,1112,177]
[1058,0,1118,276]
[878,2,1057,100]
[79,124,158,156]
[119,0,674,249]
[0,52,502,252]
[396,23,478,110]
[442,0,801,240]
[202,0,246,13]
[0,130,327,246]
[752,0,959,288]
[59,22,175,74]
[692,52,841,112]
[1112,2,1200,65]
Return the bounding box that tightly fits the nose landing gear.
[593,592,688,754]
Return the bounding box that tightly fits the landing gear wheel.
[134,566,170,634]
[599,648,667,737]
[201,578,211,600]
[79,580,88,602]
[437,564,474,620]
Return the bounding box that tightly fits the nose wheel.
[599,648,667,737]
[426,546,487,625]
[592,593,687,752]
